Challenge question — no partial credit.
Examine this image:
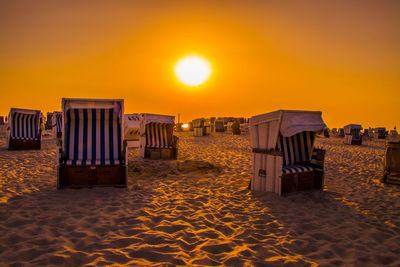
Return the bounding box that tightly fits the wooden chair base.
[351,139,362,145]
[58,165,127,189]
[383,173,400,185]
[145,147,177,160]
[281,170,324,195]
[8,138,41,150]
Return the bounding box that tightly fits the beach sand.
[0,128,399,266]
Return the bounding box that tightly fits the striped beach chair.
[52,111,62,139]
[214,120,225,132]
[344,124,362,145]
[7,108,42,150]
[373,127,386,139]
[139,113,178,159]
[193,118,206,137]
[57,98,127,188]
[250,110,327,195]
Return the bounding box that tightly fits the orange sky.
[0,0,399,129]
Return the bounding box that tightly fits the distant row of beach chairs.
[3,98,399,194]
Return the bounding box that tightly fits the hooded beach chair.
[344,124,362,145]
[7,108,42,150]
[193,118,207,136]
[250,110,327,196]
[373,127,386,139]
[139,113,177,159]
[45,112,53,130]
[240,122,249,134]
[52,111,62,139]
[205,118,214,135]
[226,122,234,133]
[214,120,225,132]
[124,113,141,148]
[57,98,126,188]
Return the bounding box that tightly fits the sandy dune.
[0,129,399,266]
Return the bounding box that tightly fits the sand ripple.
[0,132,399,266]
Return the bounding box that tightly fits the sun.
[174,55,212,87]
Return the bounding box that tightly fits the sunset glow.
[174,56,211,87]
[0,2,400,266]
[0,1,399,127]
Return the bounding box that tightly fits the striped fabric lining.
[282,165,314,174]
[10,112,39,140]
[64,108,121,165]
[276,131,315,166]
[145,123,172,148]
[66,159,120,165]
[56,113,62,133]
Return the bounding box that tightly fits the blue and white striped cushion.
[282,165,314,174]
[10,112,40,140]
[276,131,315,166]
[146,123,172,148]
[66,159,120,165]
[64,108,122,165]
[12,137,38,140]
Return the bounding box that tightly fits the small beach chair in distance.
[57,98,127,188]
[250,110,327,196]
[344,124,362,145]
[52,111,62,139]
[45,112,53,130]
[7,108,42,150]
[205,118,214,135]
[214,120,225,132]
[193,118,207,136]
[139,113,178,160]
[373,127,386,139]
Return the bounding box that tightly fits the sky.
[0,0,399,129]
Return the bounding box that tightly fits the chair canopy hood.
[62,98,123,118]
[10,108,41,116]
[250,110,326,152]
[280,111,326,137]
[251,110,326,138]
[192,118,205,128]
[142,113,174,124]
[344,124,362,130]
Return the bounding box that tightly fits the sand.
[0,128,399,266]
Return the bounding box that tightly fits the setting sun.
[174,55,212,87]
